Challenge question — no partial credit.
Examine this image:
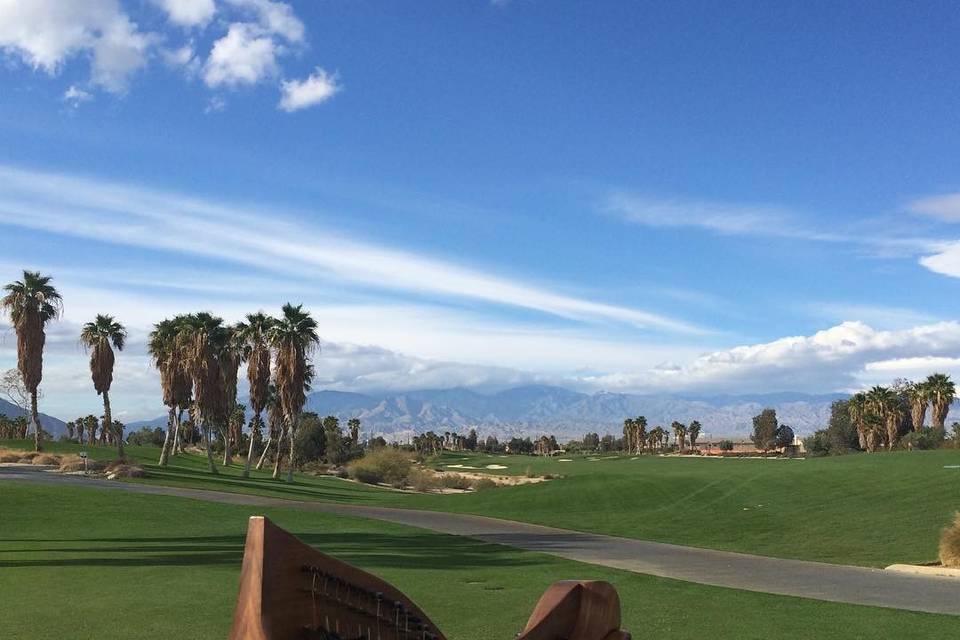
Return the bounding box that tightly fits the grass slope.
[2,482,957,639]
[5,440,959,567]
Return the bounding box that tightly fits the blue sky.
[3,0,960,420]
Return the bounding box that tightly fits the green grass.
[1,481,957,639]
[5,440,959,567]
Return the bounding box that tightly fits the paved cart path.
[3,466,959,616]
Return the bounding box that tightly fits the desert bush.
[59,455,106,472]
[107,464,145,478]
[439,473,472,490]
[940,512,960,568]
[348,448,413,485]
[471,477,498,491]
[0,449,21,462]
[31,453,61,465]
[407,468,440,492]
[17,451,40,462]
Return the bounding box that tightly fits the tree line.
[1,270,324,483]
[807,374,958,455]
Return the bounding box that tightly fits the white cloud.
[578,320,960,394]
[279,67,339,111]
[226,0,304,42]
[203,22,279,87]
[0,165,703,335]
[0,0,153,93]
[89,14,154,92]
[204,95,227,113]
[918,241,960,278]
[161,43,201,76]
[63,85,93,104]
[604,191,940,260]
[152,0,216,28]
[604,192,795,236]
[906,193,960,223]
[863,356,960,373]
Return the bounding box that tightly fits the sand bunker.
[446,464,479,469]
[485,464,508,470]
[558,459,573,462]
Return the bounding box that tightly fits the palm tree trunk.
[104,390,123,459]
[286,416,297,484]
[256,433,272,470]
[172,410,182,455]
[158,408,176,466]
[30,390,42,452]
[272,426,286,479]
[222,426,233,466]
[243,414,260,478]
[202,423,217,473]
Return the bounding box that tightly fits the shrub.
[939,512,960,568]
[718,440,734,451]
[0,450,21,462]
[439,473,472,490]
[470,477,498,491]
[407,468,440,492]
[902,427,946,450]
[17,451,40,462]
[348,448,413,485]
[31,454,61,465]
[804,430,831,457]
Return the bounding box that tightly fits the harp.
[229,516,630,640]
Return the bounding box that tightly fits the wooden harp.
[228,516,630,640]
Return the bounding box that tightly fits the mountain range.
[127,385,845,441]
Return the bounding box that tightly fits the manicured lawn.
[4,440,959,567]
[1,482,957,640]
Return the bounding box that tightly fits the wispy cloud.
[906,192,960,223]
[0,165,704,335]
[603,191,939,257]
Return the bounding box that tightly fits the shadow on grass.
[0,531,538,571]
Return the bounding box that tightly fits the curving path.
[3,466,960,616]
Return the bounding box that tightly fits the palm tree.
[267,303,320,483]
[179,313,229,473]
[83,415,98,447]
[926,373,956,430]
[239,313,275,478]
[671,421,687,451]
[867,385,902,450]
[1,271,62,451]
[848,392,868,450]
[906,381,929,432]
[80,315,127,458]
[622,418,634,453]
[635,416,647,454]
[218,324,248,466]
[688,420,702,449]
[149,316,193,466]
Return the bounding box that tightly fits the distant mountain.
[122,385,909,441]
[45,385,960,442]
[299,385,847,441]
[0,398,68,437]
